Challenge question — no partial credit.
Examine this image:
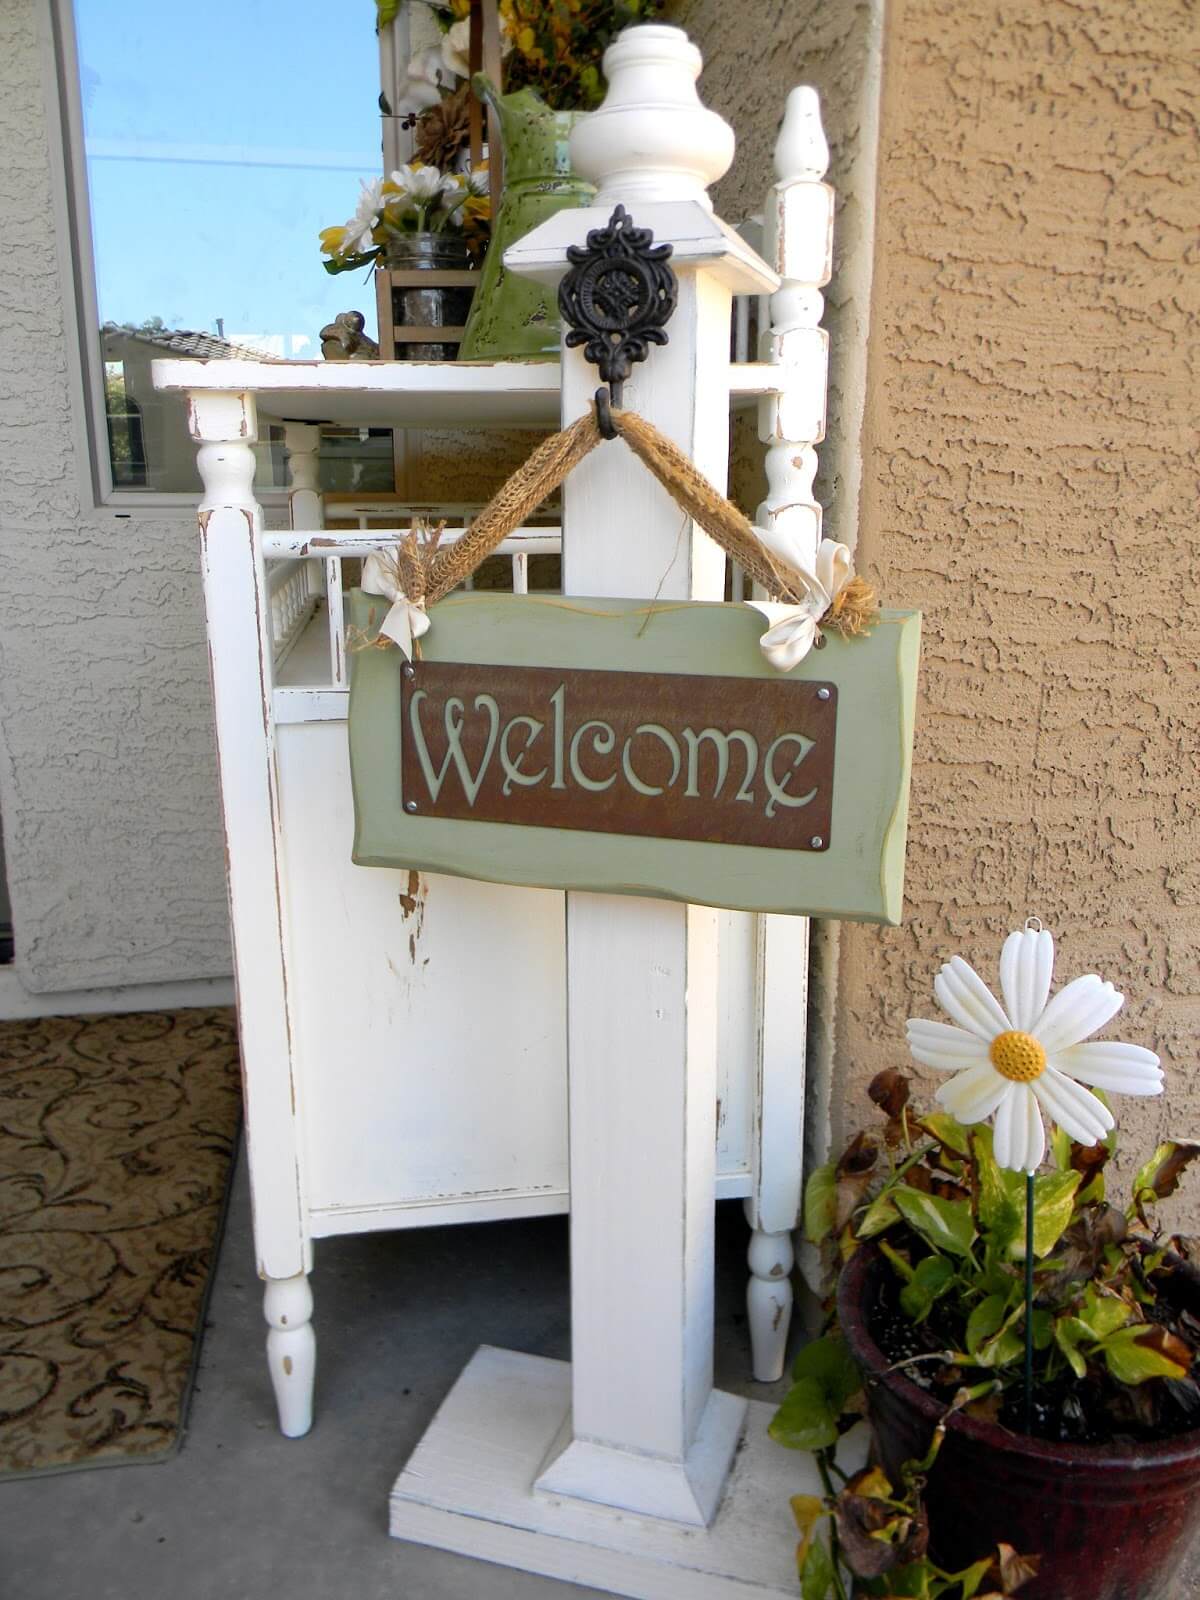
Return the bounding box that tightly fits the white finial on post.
[757,86,834,571]
[570,25,734,209]
[774,84,829,183]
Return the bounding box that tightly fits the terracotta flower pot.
[837,1246,1200,1600]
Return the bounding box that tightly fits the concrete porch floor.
[0,1146,795,1600]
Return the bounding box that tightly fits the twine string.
[364,400,877,634]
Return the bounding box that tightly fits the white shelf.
[151,357,780,429]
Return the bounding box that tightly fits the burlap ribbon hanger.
[361,399,878,665]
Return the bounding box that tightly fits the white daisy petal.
[999,928,1055,1032]
[992,1084,1019,1169]
[1032,974,1123,1054]
[906,1019,991,1073]
[934,956,1012,1040]
[935,1063,1011,1124]
[1054,1041,1163,1096]
[1033,1068,1114,1146]
[1019,1085,1046,1174]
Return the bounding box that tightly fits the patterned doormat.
[0,1009,241,1479]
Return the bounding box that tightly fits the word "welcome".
[399,661,836,852]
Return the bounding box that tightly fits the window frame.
[44,0,300,514]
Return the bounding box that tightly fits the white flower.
[748,535,856,673]
[388,163,453,203]
[906,925,1163,1174]
[441,14,514,79]
[394,44,455,114]
[342,179,384,254]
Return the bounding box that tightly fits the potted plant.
[319,164,490,358]
[773,922,1200,1599]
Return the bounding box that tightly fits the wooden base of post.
[389,1345,867,1600]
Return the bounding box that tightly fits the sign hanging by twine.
[349,589,920,924]
[346,198,920,923]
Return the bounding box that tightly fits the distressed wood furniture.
[152,63,832,1453]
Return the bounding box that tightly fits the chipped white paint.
[391,1347,870,1600]
[264,1273,316,1439]
[190,388,311,1318]
[740,91,835,1381]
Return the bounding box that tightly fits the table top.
[151,357,781,429]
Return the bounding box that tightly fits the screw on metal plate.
[402,663,416,680]
[405,800,418,813]
[810,836,824,849]
[558,204,678,436]
[817,686,831,701]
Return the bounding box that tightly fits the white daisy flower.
[342,179,384,254]
[388,163,451,204]
[906,924,1163,1174]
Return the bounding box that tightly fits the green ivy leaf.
[856,1192,901,1240]
[974,1131,1023,1258]
[1101,1325,1193,1385]
[1055,1316,1089,1379]
[966,1294,1008,1356]
[965,1294,1024,1368]
[799,1529,836,1600]
[1030,1170,1082,1258]
[1076,1288,1133,1342]
[804,1163,837,1246]
[772,1336,861,1454]
[900,1256,957,1323]
[955,1556,1000,1599]
[791,1334,862,1414]
[917,1112,972,1157]
[892,1187,977,1258]
[770,1377,839,1452]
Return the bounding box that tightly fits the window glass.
[73,0,384,494]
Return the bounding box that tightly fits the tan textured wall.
[676,0,1200,1203]
[671,0,883,542]
[840,0,1200,1191]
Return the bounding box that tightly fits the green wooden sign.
[348,591,921,923]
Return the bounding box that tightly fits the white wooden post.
[531,30,750,1524]
[745,88,835,1382]
[387,30,857,1597]
[191,391,315,1438]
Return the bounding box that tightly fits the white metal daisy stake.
[905,919,1164,1428]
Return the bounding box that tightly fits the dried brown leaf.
[868,1069,911,1120]
[985,1543,1041,1593]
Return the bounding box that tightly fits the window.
[67,0,386,498]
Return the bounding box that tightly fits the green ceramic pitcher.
[458,77,594,362]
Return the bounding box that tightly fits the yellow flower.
[319,225,348,257]
[450,0,470,14]
[517,24,536,52]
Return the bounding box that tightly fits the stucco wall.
[0,3,231,991]
[679,0,1199,1202]
[671,0,883,548]
[841,0,1200,1184]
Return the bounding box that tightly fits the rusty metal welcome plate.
[347,591,920,923]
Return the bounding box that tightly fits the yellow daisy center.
[989,1029,1047,1083]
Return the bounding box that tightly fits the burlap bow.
[361,551,431,662]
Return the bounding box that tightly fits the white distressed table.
[152,62,831,1469]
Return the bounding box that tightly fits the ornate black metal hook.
[558,205,677,425]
